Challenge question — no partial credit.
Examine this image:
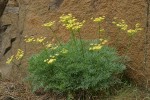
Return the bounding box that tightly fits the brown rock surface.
[0,0,150,88]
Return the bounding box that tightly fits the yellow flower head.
[45,43,52,48]
[6,55,14,64]
[44,55,57,64]
[89,39,108,51]
[44,59,49,62]
[89,44,103,51]
[36,37,46,43]
[93,16,105,23]
[47,58,56,64]
[101,40,108,45]
[113,19,128,30]
[60,14,85,31]
[127,29,137,37]
[43,21,55,28]
[15,49,24,60]
[24,37,35,43]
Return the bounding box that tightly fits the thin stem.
[78,31,85,58]
[50,27,62,46]
[70,30,77,49]
[98,22,101,39]
[125,37,132,55]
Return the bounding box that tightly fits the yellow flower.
[47,58,56,64]
[135,23,140,28]
[112,21,116,24]
[44,55,56,64]
[127,29,137,36]
[93,16,105,23]
[113,19,128,30]
[36,37,46,43]
[60,14,85,31]
[121,24,128,30]
[15,49,24,60]
[89,45,103,51]
[43,21,55,28]
[93,45,102,50]
[24,37,35,43]
[89,39,107,51]
[45,42,52,48]
[6,55,14,64]
[50,55,55,58]
[44,59,48,62]
[101,40,108,45]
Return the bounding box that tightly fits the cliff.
[0,0,150,88]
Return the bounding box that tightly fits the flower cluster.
[42,21,55,28]
[92,16,105,23]
[44,42,52,48]
[44,55,57,64]
[112,17,143,37]
[127,23,143,37]
[112,18,128,31]
[89,39,108,51]
[24,36,35,43]
[24,36,46,43]
[15,49,24,60]
[60,14,85,31]
[44,48,68,64]
[6,49,24,64]
[6,55,14,64]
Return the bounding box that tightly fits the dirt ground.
[0,79,150,100]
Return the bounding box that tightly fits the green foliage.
[28,39,126,94]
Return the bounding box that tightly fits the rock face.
[0,0,19,78]
[0,0,150,88]
[0,0,9,54]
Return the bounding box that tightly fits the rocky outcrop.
[0,0,9,17]
[0,0,9,54]
[0,0,20,78]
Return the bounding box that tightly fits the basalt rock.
[0,0,150,89]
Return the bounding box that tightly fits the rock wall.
[0,0,150,88]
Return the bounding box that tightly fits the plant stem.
[78,31,85,58]
[50,27,62,46]
[125,37,132,55]
[98,22,101,38]
[70,30,77,49]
